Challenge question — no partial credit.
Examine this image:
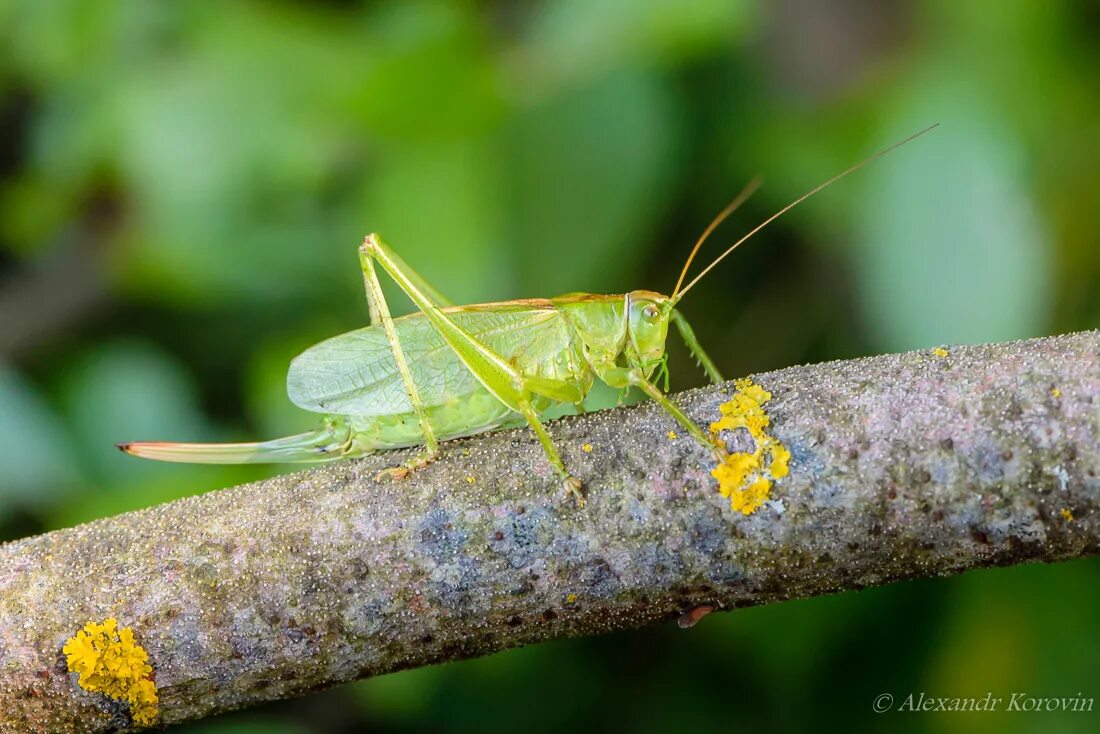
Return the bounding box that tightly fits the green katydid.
[121,125,937,505]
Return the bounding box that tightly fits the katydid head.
[625,290,673,376]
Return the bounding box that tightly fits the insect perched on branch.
[120,125,937,506]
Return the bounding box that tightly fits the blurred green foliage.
[1,1,1098,732]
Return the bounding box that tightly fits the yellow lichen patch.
[1051,387,1062,399]
[709,378,791,515]
[63,618,158,726]
[565,593,577,604]
[464,475,475,484]
[932,347,949,358]
[667,431,678,440]
[581,443,593,453]
[1060,508,1074,521]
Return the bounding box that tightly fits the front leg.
[600,365,726,462]
[671,309,724,384]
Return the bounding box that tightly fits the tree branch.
[2,331,1098,732]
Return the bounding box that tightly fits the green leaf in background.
[354,1,505,140]
[507,68,680,296]
[49,340,254,527]
[854,90,1052,352]
[0,364,78,513]
[353,663,447,727]
[925,559,1100,734]
[520,0,752,90]
[59,340,214,484]
[359,136,511,306]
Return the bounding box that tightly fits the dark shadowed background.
[1,1,1098,732]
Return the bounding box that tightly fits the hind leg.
[361,234,590,503]
[358,241,442,480]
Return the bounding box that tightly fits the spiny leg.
[601,366,726,462]
[671,309,724,384]
[358,240,441,480]
[362,234,588,503]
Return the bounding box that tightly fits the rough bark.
[1,331,1098,732]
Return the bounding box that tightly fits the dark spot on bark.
[529,573,540,581]
[1002,450,1013,461]
[517,506,526,515]
[287,617,298,628]
[970,527,990,544]
[917,469,932,484]
[493,531,504,541]
[870,523,882,536]
[887,486,897,500]
[932,509,945,521]
[941,437,954,450]
[507,616,523,627]
[542,609,557,621]
[420,634,434,644]
[439,641,466,659]
[848,448,860,460]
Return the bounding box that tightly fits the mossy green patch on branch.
[62,618,159,727]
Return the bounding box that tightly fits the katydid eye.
[642,304,659,321]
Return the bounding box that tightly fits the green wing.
[287,303,572,416]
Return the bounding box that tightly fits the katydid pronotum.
[121,125,936,505]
